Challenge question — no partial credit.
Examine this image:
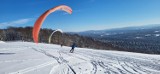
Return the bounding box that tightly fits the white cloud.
[0,18,32,28]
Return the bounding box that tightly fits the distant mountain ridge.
[77,24,160,38]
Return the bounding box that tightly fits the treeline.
[0,26,120,51]
[99,33,160,54]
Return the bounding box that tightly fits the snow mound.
[0,41,5,43]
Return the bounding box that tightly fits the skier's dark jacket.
[71,43,76,49]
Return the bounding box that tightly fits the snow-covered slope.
[0,42,160,74]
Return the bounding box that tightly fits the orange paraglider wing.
[32,5,72,43]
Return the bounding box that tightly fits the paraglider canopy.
[55,29,63,33]
[48,29,63,43]
[32,5,72,43]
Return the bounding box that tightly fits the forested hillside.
[0,27,117,51]
[77,25,160,54]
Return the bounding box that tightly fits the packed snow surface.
[0,42,160,74]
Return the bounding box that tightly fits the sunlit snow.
[0,42,160,74]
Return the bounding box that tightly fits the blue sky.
[0,0,160,32]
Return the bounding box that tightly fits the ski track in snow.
[0,42,160,74]
[31,47,77,74]
[9,61,56,74]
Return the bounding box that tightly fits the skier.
[70,43,76,53]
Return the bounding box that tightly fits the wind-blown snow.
[0,42,160,74]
